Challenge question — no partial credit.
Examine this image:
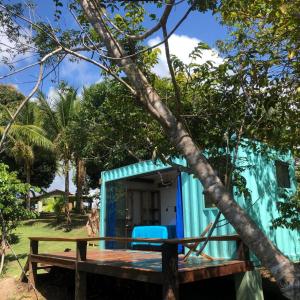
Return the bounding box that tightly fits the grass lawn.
[3,213,88,278]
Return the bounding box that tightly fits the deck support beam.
[28,240,38,290]
[235,270,264,300]
[75,241,87,300]
[236,240,250,261]
[162,243,179,300]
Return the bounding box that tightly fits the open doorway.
[105,168,182,248]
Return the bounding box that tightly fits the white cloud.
[47,86,59,99]
[0,26,34,68]
[46,86,60,108]
[148,34,223,77]
[59,56,102,87]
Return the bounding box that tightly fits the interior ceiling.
[128,169,178,183]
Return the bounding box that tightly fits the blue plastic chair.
[131,226,169,250]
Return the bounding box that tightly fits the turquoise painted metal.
[99,142,300,261]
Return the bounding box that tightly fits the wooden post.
[28,240,38,289]
[162,243,179,300]
[236,240,250,261]
[75,241,87,300]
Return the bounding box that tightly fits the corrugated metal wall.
[99,147,300,261]
[181,172,236,259]
[236,145,300,261]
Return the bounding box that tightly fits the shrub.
[43,197,56,212]
[0,163,35,274]
[53,196,65,222]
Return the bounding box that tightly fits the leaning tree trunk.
[75,158,86,213]
[80,2,300,298]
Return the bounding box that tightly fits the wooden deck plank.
[29,249,252,285]
[30,254,76,269]
[179,261,252,283]
[77,261,162,283]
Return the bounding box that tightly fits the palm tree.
[0,102,53,209]
[38,86,80,225]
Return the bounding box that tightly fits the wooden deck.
[27,236,252,300]
[31,249,251,284]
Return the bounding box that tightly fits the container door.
[105,181,127,248]
[176,174,184,253]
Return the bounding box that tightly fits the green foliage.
[0,164,35,240]
[28,147,56,188]
[38,85,80,218]
[215,0,300,230]
[272,193,300,231]
[272,162,300,230]
[67,79,174,188]
[0,146,56,189]
[0,84,24,107]
[0,85,55,190]
[42,196,65,219]
[38,85,79,163]
[217,0,300,155]
[43,197,56,213]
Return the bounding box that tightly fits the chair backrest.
[131,225,168,247]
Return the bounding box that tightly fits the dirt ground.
[0,277,44,300]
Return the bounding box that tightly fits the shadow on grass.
[6,253,27,262]
[47,214,87,231]
[1,253,28,276]
[22,218,54,226]
[22,212,88,232]
[9,233,20,245]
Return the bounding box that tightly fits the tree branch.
[162,24,181,116]
[0,4,59,47]
[62,46,136,94]
[69,7,107,57]
[78,0,195,62]
[0,61,41,80]
[102,0,174,41]
[158,152,193,174]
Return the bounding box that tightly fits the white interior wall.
[122,171,178,226]
[159,185,177,225]
[125,181,155,225]
[154,171,177,225]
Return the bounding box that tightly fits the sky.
[0,1,228,192]
[0,1,228,96]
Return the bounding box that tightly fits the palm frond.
[17,102,36,125]
[0,124,53,150]
[37,91,60,136]
[56,88,79,129]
